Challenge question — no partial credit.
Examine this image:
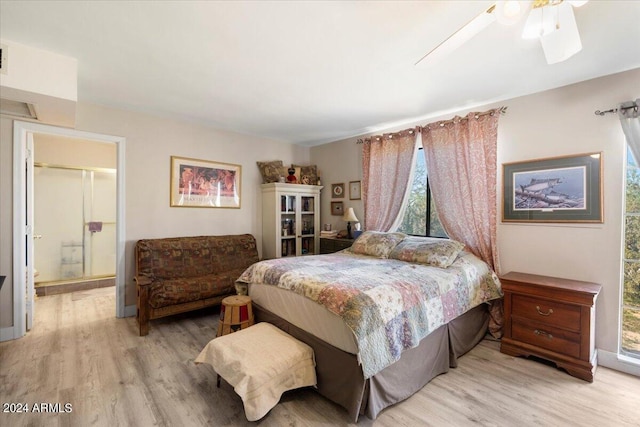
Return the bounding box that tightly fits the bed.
[236,231,502,421]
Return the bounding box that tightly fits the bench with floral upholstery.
[135,234,259,336]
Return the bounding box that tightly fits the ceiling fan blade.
[539,1,583,64]
[415,4,497,66]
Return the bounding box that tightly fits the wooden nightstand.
[319,237,354,254]
[500,272,601,382]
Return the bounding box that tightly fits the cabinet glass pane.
[301,196,314,212]
[281,238,296,257]
[281,195,296,212]
[281,217,295,237]
[301,237,314,255]
[301,214,314,236]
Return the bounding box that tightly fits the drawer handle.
[536,306,553,316]
[534,329,553,339]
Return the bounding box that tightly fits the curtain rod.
[356,106,507,144]
[594,100,638,116]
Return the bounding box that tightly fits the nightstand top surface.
[500,271,601,295]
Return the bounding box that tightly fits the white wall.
[311,140,364,234]
[496,70,637,355]
[311,68,640,360]
[0,40,77,127]
[0,103,310,327]
[74,103,310,306]
[0,39,77,101]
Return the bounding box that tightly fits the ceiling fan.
[416,0,589,66]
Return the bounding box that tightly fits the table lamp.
[343,207,359,239]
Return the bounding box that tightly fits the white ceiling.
[1,1,639,146]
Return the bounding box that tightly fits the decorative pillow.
[389,236,465,268]
[292,164,318,186]
[256,160,284,184]
[350,231,406,258]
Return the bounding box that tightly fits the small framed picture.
[332,183,345,198]
[331,201,344,216]
[349,181,361,200]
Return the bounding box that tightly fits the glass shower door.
[34,167,84,282]
[85,170,117,277]
[33,165,116,285]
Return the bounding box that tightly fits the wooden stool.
[217,295,254,337]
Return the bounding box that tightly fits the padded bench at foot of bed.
[195,322,317,421]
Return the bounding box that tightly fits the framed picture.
[349,181,361,200]
[331,201,344,216]
[502,152,603,223]
[331,183,345,198]
[170,156,241,208]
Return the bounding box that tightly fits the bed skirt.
[252,302,489,421]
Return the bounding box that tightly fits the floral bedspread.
[236,251,502,378]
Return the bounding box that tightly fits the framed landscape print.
[170,156,241,208]
[502,152,603,223]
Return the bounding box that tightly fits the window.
[397,149,447,237]
[622,146,640,358]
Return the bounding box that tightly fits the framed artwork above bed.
[502,152,603,223]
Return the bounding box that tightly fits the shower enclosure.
[34,164,116,293]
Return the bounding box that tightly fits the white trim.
[124,304,137,318]
[115,131,126,318]
[0,326,16,342]
[598,349,640,377]
[12,123,27,339]
[12,121,127,341]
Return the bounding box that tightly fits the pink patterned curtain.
[362,130,416,231]
[421,110,502,336]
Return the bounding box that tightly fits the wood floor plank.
[1,288,638,426]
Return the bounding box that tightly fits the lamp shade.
[343,207,359,222]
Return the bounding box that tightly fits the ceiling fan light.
[495,1,532,25]
[539,2,582,63]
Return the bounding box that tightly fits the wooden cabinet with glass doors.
[261,183,322,259]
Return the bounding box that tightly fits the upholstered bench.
[195,322,317,421]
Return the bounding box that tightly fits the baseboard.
[597,348,640,377]
[124,304,137,318]
[0,326,16,342]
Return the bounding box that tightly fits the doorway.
[12,121,126,339]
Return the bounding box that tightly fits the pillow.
[256,160,284,184]
[292,164,318,186]
[350,231,406,258]
[389,236,465,268]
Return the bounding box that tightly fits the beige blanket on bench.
[195,322,316,421]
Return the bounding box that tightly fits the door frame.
[12,121,126,338]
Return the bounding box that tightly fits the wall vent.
[0,98,38,119]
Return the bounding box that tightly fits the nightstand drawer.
[512,294,581,331]
[512,319,581,359]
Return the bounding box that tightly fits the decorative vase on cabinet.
[261,183,322,259]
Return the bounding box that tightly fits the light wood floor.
[1,288,638,426]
